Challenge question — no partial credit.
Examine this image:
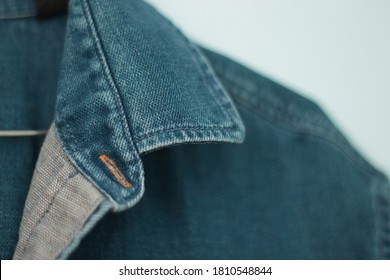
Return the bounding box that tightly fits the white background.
[146,0,390,176]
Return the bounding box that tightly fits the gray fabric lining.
[13,125,106,259]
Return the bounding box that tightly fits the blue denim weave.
[0,0,389,259]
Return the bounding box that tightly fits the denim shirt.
[1,0,389,260]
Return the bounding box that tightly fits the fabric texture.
[0,0,389,260]
[54,0,244,212]
[69,49,390,260]
[13,125,105,260]
[0,1,66,259]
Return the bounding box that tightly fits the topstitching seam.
[18,170,78,257]
[83,0,140,157]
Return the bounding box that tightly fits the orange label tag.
[99,154,132,188]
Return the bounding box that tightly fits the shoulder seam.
[212,64,382,177]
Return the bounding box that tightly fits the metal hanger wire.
[0,130,48,137]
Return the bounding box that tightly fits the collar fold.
[55,0,245,209]
[13,0,245,259]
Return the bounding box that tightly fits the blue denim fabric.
[0,0,389,259]
[69,49,390,259]
[0,1,66,258]
[55,0,244,211]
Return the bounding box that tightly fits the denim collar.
[11,0,245,259]
[54,0,245,210]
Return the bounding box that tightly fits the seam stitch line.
[83,0,140,156]
[163,17,235,126]
[55,195,107,259]
[55,0,135,208]
[213,64,330,131]
[18,171,78,257]
[54,0,145,208]
[55,1,123,207]
[233,90,331,132]
[54,123,121,207]
[211,62,379,176]
[77,0,142,203]
[134,126,240,140]
[134,125,239,140]
[50,197,104,259]
[53,195,104,259]
[234,96,379,177]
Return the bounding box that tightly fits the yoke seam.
[234,92,380,178]
[210,61,381,177]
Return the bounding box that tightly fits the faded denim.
[0,0,389,259]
